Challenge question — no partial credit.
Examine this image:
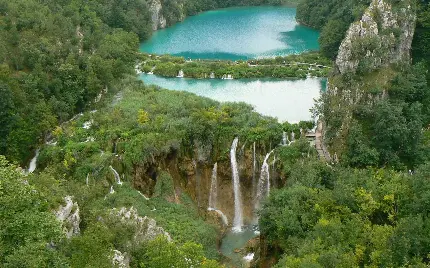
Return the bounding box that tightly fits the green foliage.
[0,0,139,164]
[0,156,66,267]
[140,52,332,79]
[141,236,223,268]
[262,162,430,267]
[297,0,371,58]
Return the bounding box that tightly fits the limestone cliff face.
[148,0,167,31]
[323,0,416,156]
[55,196,80,239]
[147,0,187,31]
[132,142,280,228]
[336,0,416,74]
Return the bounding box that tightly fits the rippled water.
[140,7,319,60]
[140,74,325,122]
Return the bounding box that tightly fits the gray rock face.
[110,207,171,243]
[336,0,416,74]
[112,250,130,268]
[149,0,167,31]
[55,196,80,238]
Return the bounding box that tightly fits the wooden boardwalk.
[313,121,331,162]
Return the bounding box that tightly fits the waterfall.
[177,70,184,78]
[27,149,40,173]
[255,150,274,212]
[291,131,295,142]
[208,163,218,209]
[208,208,229,226]
[231,137,243,232]
[86,174,89,187]
[109,166,123,185]
[282,132,287,146]
[210,72,215,79]
[109,186,115,194]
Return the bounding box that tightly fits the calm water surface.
[140,7,319,60]
[140,74,325,123]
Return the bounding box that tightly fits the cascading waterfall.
[282,131,287,146]
[208,163,218,209]
[109,166,123,185]
[255,150,274,212]
[86,174,89,187]
[109,186,115,194]
[291,131,295,142]
[207,163,229,227]
[208,208,229,226]
[27,149,40,173]
[177,70,184,78]
[231,137,243,232]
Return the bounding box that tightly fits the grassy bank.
[137,52,332,79]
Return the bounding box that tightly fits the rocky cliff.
[131,141,281,228]
[336,0,416,74]
[322,0,416,157]
[148,0,167,31]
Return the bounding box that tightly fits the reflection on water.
[140,7,319,60]
[140,74,326,123]
[220,226,259,267]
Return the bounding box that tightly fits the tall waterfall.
[208,163,218,209]
[27,149,40,173]
[282,131,287,146]
[255,150,274,212]
[291,131,295,142]
[231,137,243,232]
[109,166,123,185]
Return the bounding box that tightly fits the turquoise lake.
[140,74,325,123]
[140,7,323,123]
[140,7,320,60]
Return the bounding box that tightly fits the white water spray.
[255,150,274,212]
[231,137,243,232]
[27,149,40,173]
[252,142,257,198]
[109,166,123,185]
[282,131,287,146]
[208,208,229,226]
[177,69,184,78]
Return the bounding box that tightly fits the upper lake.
[140,7,320,60]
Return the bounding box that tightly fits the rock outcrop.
[112,250,130,268]
[110,207,171,243]
[336,0,416,74]
[149,0,167,31]
[321,0,417,157]
[55,196,80,238]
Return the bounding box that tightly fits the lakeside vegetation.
[2,0,430,267]
[138,52,332,79]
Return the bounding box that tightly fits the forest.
[2,0,430,267]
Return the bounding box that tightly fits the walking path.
[314,121,331,162]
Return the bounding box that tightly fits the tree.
[0,156,66,267]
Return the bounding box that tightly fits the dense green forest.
[3,0,430,267]
[0,0,294,166]
[256,0,430,267]
[137,52,331,79]
[296,0,371,58]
